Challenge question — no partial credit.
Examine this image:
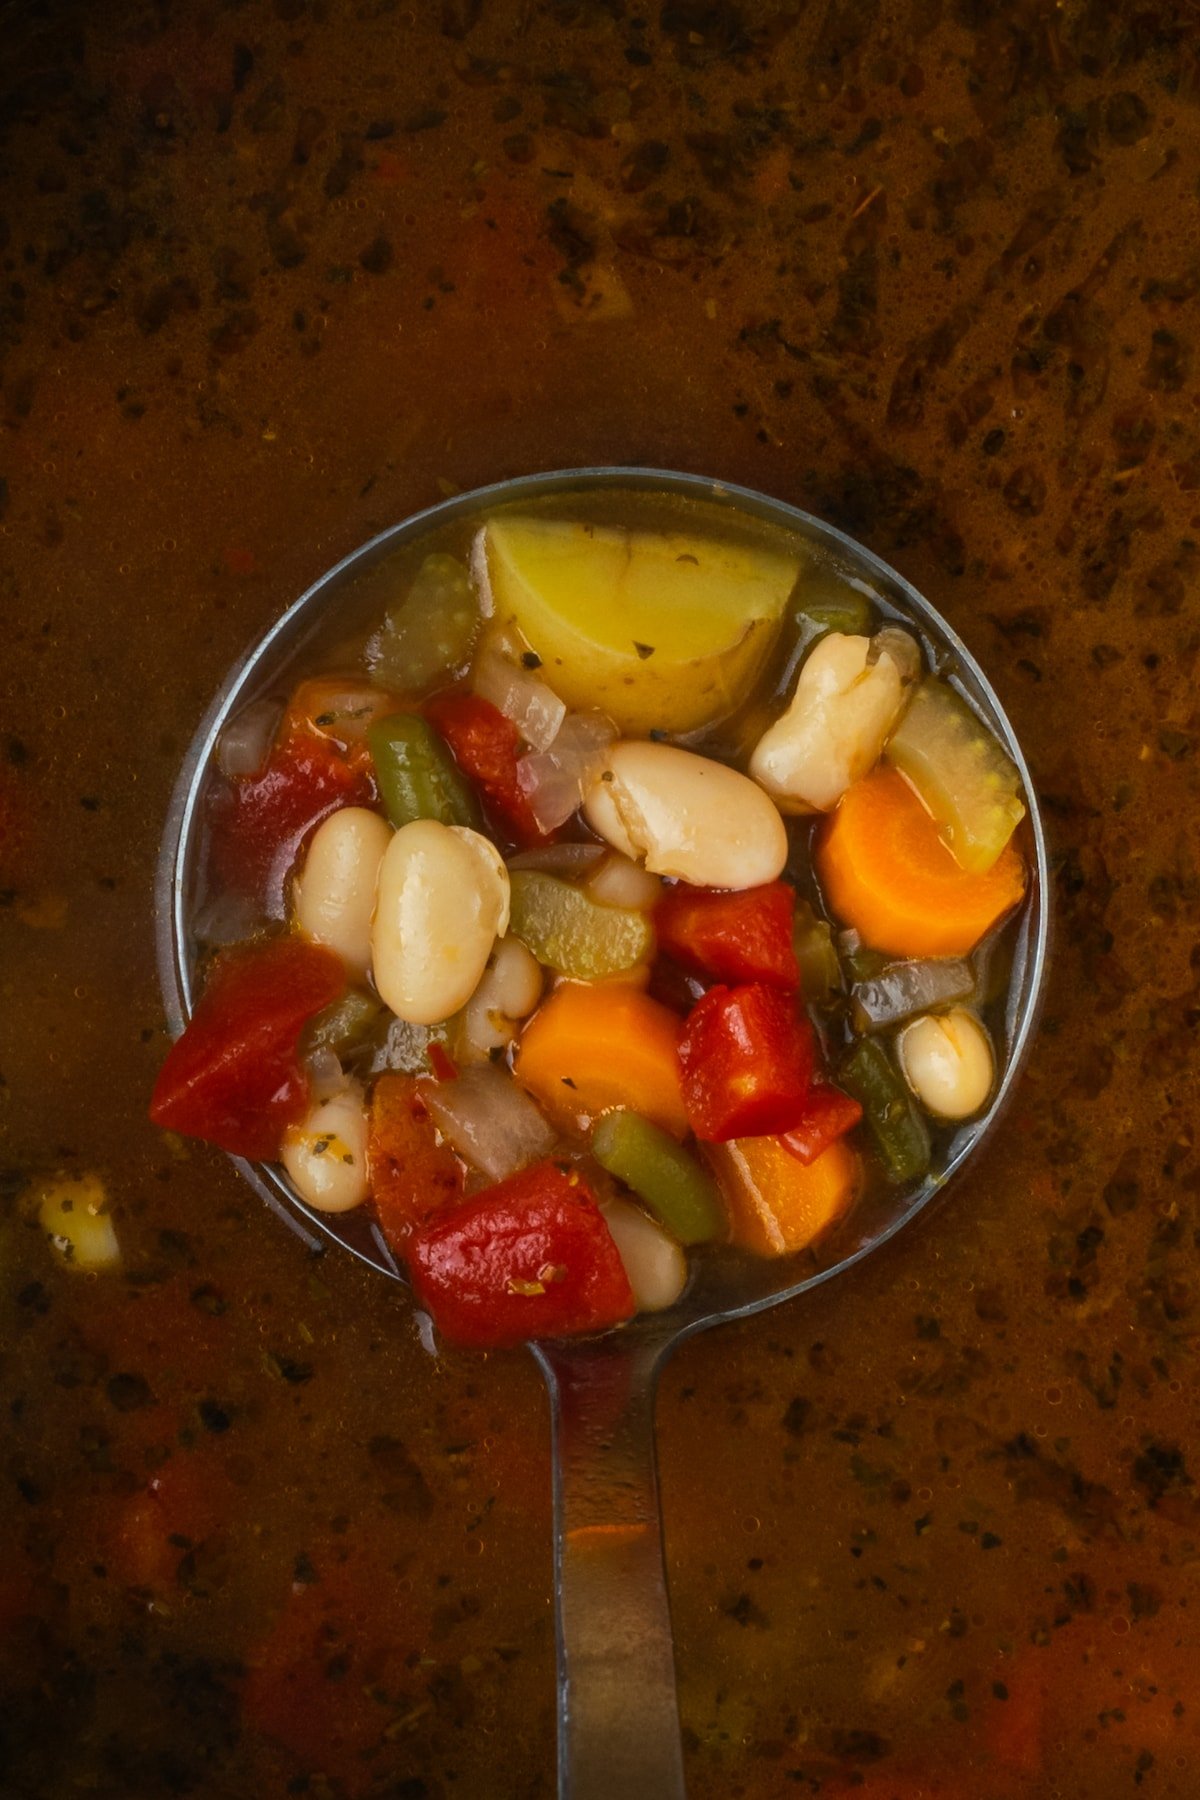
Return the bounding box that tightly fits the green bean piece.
[592,1110,724,1246]
[792,901,841,1002]
[366,554,481,695]
[838,1038,931,1187]
[302,990,386,1060]
[508,870,653,979]
[368,712,481,831]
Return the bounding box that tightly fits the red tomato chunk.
[780,1083,863,1166]
[654,880,799,989]
[407,1161,635,1348]
[149,938,345,1160]
[677,982,815,1142]
[425,691,553,848]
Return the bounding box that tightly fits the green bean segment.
[508,870,653,979]
[368,712,481,830]
[838,1038,931,1186]
[591,1110,725,1245]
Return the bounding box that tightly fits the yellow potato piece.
[479,515,800,733]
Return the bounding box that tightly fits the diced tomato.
[282,677,399,776]
[150,937,345,1160]
[426,1040,458,1083]
[206,733,374,917]
[654,881,799,988]
[780,1083,863,1165]
[243,1543,429,1794]
[108,1446,236,1589]
[368,1071,466,1244]
[424,691,553,848]
[677,982,815,1141]
[407,1161,635,1348]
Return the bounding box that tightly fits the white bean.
[585,849,663,912]
[602,1198,687,1312]
[750,632,907,813]
[293,807,392,976]
[583,741,787,890]
[372,820,510,1025]
[458,935,545,1064]
[896,1007,994,1120]
[281,1085,370,1212]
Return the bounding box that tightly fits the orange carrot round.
[815,766,1026,958]
[514,982,689,1138]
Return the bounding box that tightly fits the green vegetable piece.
[837,930,887,985]
[508,870,653,979]
[838,1038,931,1187]
[302,989,385,1059]
[885,678,1025,874]
[368,712,481,831]
[792,901,841,1002]
[792,576,875,642]
[366,554,480,694]
[592,1110,724,1245]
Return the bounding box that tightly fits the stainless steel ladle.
[156,468,1050,1800]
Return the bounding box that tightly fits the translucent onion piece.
[302,1045,350,1102]
[850,956,975,1032]
[869,626,922,685]
[516,711,618,834]
[472,628,566,751]
[192,887,265,946]
[215,699,282,778]
[421,1065,556,1182]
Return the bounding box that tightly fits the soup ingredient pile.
[151,516,1028,1347]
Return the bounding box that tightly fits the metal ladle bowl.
[156,469,1050,1800]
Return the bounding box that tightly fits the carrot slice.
[705,1133,860,1257]
[815,765,1026,958]
[514,983,689,1138]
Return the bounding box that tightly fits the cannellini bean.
[583,741,787,890]
[281,1085,370,1212]
[372,820,510,1025]
[750,632,908,813]
[459,934,545,1063]
[602,1198,687,1312]
[293,807,392,976]
[585,849,663,912]
[896,1007,994,1120]
[37,1172,121,1271]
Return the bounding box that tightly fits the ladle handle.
[533,1337,687,1800]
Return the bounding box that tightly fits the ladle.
[156,468,1050,1800]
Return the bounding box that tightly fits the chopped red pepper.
[406,1161,634,1348]
[206,732,374,918]
[677,982,815,1142]
[368,1072,465,1244]
[424,691,553,848]
[149,937,344,1160]
[655,881,799,989]
[780,1084,863,1166]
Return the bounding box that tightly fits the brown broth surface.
[2,3,1198,1796]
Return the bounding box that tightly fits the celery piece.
[365,554,480,695]
[508,871,653,979]
[885,678,1025,874]
[838,1038,930,1186]
[302,990,385,1060]
[592,1110,724,1245]
[368,713,481,831]
[792,900,841,1002]
[791,575,875,642]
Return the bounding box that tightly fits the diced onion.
[192,888,265,946]
[472,628,566,751]
[215,699,282,778]
[516,711,618,834]
[869,627,922,685]
[602,1198,687,1312]
[420,1065,556,1181]
[850,957,975,1031]
[302,1045,350,1102]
